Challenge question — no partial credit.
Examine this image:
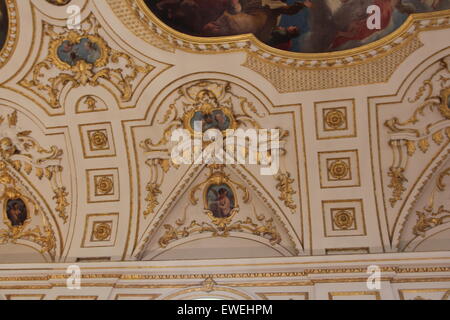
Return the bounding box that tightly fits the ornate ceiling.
[0,0,449,298]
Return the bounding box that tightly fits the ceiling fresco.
[145,0,450,53]
[0,0,7,52]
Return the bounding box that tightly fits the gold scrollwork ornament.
[0,163,56,256]
[21,16,153,109]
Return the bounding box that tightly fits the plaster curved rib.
[143,232,293,261]
[395,147,450,250]
[403,224,450,252]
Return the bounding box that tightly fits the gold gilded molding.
[0,0,18,71]
[322,199,366,237]
[314,99,357,140]
[328,291,381,300]
[5,294,45,300]
[399,288,450,300]
[105,0,174,53]
[201,277,217,293]
[413,167,450,236]
[275,172,297,212]
[45,0,71,5]
[256,292,309,300]
[129,0,448,68]
[243,37,423,92]
[385,56,450,207]
[56,296,98,300]
[0,161,56,256]
[139,79,288,219]
[20,15,154,109]
[158,165,281,248]
[0,110,69,224]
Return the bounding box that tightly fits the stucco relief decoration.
[0,110,65,258]
[45,0,71,5]
[384,56,450,207]
[20,15,154,109]
[158,165,281,248]
[140,80,294,216]
[413,166,450,236]
[0,111,69,223]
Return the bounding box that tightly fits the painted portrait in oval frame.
[183,89,237,135]
[204,182,238,224]
[4,197,28,228]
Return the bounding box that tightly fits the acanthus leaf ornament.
[384,56,450,207]
[140,80,290,216]
[158,165,281,248]
[0,110,69,223]
[275,172,297,211]
[0,161,56,257]
[20,15,154,109]
[413,167,450,237]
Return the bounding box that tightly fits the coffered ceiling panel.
[0,0,449,269]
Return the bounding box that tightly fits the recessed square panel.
[82,213,119,248]
[86,168,120,203]
[322,199,366,237]
[315,99,356,140]
[318,150,360,188]
[79,123,116,158]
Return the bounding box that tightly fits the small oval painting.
[6,198,28,227]
[206,184,235,218]
[0,0,8,52]
[57,38,102,67]
[146,0,450,53]
[190,109,232,132]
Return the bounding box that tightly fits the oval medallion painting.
[57,38,102,67]
[6,198,28,227]
[190,109,232,132]
[145,0,450,53]
[0,0,8,52]
[206,184,235,219]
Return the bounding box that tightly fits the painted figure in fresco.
[203,0,313,44]
[268,25,300,50]
[57,38,101,66]
[0,0,8,52]
[6,198,27,227]
[329,0,397,50]
[148,0,450,53]
[207,185,235,218]
[191,110,231,132]
[302,0,450,52]
[155,0,239,34]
